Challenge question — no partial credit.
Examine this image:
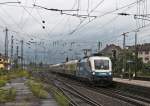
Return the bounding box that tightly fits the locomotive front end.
[90,57,112,84]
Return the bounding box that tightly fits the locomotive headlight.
[108,72,112,75]
[92,71,95,75]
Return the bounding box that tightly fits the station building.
[0,53,10,70]
[102,43,150,64]
[101,44,122,58]
[128,43,150,63]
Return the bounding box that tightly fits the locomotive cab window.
[94,60,109,70]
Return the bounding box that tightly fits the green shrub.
[18,70,30,78]
[0,80,7,87]
[0,70,30,82]
[54,91,69,106]
[26,80,48,99]
[0,88,16,103]
[38,89,49,99]
[46,84,69,106]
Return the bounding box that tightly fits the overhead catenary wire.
[67,0,149,53]
[50,0,141,59]
[16,0,60,41]
[43,0,78,37]
[19,0,34,30]
[88,3,137,38]
[0,6,21,29]
[17,1,42,25]
[69,0,143,35]
[2,4,109,14]
[0,14,9,27]
[0,4,52,63]
[0,0,146,40]
[0,1,21,5]
[69,0,105,34]
[33,4,79,12]
[0,1,38,40]
[0,0,149,64]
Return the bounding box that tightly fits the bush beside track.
[31,71,71,106]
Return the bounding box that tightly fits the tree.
[113,49,143,75]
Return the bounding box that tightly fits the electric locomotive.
[76,56,112,84]
[51,56,112,85]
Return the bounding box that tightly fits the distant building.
[0,53,10,70]
[101,44,122,58]
[128,43,150,63]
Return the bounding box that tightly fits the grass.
[53,90,70,106]
[0,69,70,106]
[0,80,7,87]
[0,70,29,103]
[0,88,16,103]
[7,70,30,80]
[26,80,49,99]
[0,70,30,87]
[31,75,70,106]
[27,78,70,106]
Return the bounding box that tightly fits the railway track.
[32,71,150,106]
[32,71,103,106]
[54,80,102,106]
[100,87,150,105]
[53,72,150,106]
[90,87,150,106]
[56,77,149,106]
[32,72,78,106]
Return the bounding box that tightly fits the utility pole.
[122,32,128,49]
[11,35,14,69]
[11,36,14,59]
[21,40,24,69]
[4,28,8,58]
[121,32,128,78]
[134,31,138,78]
[34,42,37,70]
[16,46,19,68]
[98,41,102,53]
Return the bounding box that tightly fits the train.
[50,56,112,86]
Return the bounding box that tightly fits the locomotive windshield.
[94,60,109,70]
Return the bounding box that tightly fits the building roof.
[101,44,122,53]
[128,43,150,51]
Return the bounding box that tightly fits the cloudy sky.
[0,0,150,64]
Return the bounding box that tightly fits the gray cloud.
[0,0,150,64]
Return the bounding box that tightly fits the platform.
[0,78,58,106]
[113,78,150,88]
